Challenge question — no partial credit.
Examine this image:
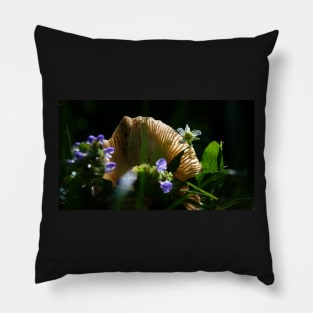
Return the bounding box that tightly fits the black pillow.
[35,25,278,285]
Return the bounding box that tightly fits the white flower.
[177,124,201,146]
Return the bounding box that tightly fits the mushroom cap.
[180,186,201,211]
[103,116,201,185]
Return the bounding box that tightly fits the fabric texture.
[35,25,278,284]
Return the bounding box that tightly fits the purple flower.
[86,135,97,144]
[105,161,116,173]
[73,142,81,151]
[156,158,167,173]
[160,180,173,194]
[66,159,75,164]
[74,151,86,160]
[104,147,115,159]
[97,134,105,141]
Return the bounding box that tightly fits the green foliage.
[60,169,114,210]
[200,140,224,173]
[187,140,254,210]
[59,135,116,209]
[132,171,170,210]
[59,128,253,210]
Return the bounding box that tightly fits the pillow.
[34,25,278,285]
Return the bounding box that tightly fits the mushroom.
[103,116,201,210]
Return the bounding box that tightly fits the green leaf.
[196,170,228,188]
[165,193,189,210]
[186,181,218,200]
[200,141,224,173]
[168,150,185,174]
[218,196,254,210]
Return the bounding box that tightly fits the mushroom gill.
[103,116,202,210]
[103,116,201,182]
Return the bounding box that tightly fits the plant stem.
[186,181,218,200]
[65,124,72,156]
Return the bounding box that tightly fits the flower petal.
[156,158,167,172]
[87,135,97,143]
[105,162,116,173]
[192,130,202,136]
[74,151,86,160]
[104,147,115,154]
[160,180,173,194]
[97,134,105,141]
[177,128,185,136]
[117,170,137,191]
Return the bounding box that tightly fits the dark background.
[59,100,254,191]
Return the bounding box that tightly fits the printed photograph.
[59,100,254,210]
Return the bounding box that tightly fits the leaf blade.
[200,141,224,173]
